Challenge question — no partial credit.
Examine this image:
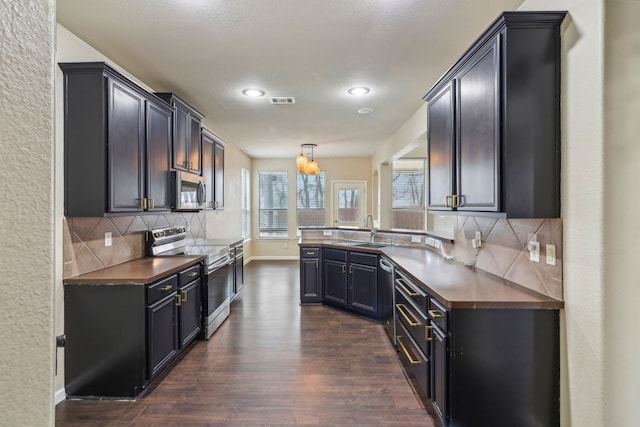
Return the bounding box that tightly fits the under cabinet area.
[60,62,173,216]
[425,12,566,217]
[63,258,202,399]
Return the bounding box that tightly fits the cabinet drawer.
[395,289,429,356]
[147,274,178,305]
[178,264,201,287]
[323,248,347,262]
[396,321,429,398]
[301,247,320,258]
[428,297,448,332]
[395,271,427,312]
[349,251,377,266]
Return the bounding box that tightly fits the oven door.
[202,256,231,338]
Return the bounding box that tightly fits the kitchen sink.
[352,242,389,249]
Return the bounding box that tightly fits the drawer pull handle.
[342,265,346,274]
[445,195,453,208]
[425,325,434,342]
[306,251,315,256]
[396,304,420,327]
[397,336,421,365]
[429,309,445,319]
[182,290,188,302]
[175,294,182,307]
[316,260,318,269]
[187,271,199,277]
[160,285,173,292]
[395,278,418,297]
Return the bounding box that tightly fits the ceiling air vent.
[270,97,296,105]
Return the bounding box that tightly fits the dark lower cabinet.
[300,247,321,303]
[349,255,378,317]
[177,278,202,348]
[147,292,178,379]
[64,263,202,399]
[323,258,348,306]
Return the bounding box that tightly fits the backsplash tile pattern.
[453,216,563,300]
[63,212,206,279]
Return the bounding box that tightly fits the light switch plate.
[104,232,112,247]
[546,244,556,265]
[323,230,332,236]
[411,235,422,243]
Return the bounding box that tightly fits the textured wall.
[0,0,56,425]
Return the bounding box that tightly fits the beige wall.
[0,0,56,425]
[250,157,371,258]
[603,0,640,425]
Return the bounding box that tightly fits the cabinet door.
[173,104,189,171]
[427,81,455,210]
[213,142,225,209]
[147,293,178,380]
[323,259,348,306]
[188,115,202,174]
[349,263,378,316]
[431,324,448,424]
[146,101,172,211]
[108,79,145,212]
[300,258,321,303]
[178,279,202,348]
[456,38,500,212]
[201,132,215,209]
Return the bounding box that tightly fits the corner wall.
[0,0,56,424]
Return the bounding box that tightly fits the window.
[392,159,426,230]
[259,171,288,238]
[297,172,325,228]
[241,168,250,239]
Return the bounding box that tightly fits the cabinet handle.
[141,197,148,210]
[396,304,420,326]
[342,265,346,274]
[160,285,173,292]
[187,271,199,277]
[445,195,453,208]
[397,336,421,365]
[428,309,445,319]
[182,290,188,302]
[316,260,318,269]
[306,251,315,256]
[425,325,434,342]
[150,198,155,209]
[395,278,418,297]
[214,201,218,208]
[175,293,182,307]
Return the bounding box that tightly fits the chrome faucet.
[364,214,375,242]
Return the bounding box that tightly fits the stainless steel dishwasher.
[379,256,395,345]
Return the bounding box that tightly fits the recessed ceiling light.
[242,88,265,97]
[348,87,370,96]
[357,107,373,114]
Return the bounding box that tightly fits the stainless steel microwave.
[171,171,206,211]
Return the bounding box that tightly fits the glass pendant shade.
[295,143,319,175]
[305,160,319,175]
[296,153,308,173]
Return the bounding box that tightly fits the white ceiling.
[57,0,524,159]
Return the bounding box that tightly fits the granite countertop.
[63,256,203,285]
[300,239,563,310]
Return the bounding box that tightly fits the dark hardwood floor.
[56,260,435,426]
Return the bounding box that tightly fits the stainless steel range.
[146,226,231,339]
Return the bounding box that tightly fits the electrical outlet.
[411,235,422,243]
[472,231,482,248]
[323,230,332,236]
[546,244,556,265]
[104,232,112,247]
[529,241,540,262]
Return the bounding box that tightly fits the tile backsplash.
[63,212,206,278]
[451,216,563,300]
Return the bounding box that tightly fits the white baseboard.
[246,256,299,263]
[55,387,66,405]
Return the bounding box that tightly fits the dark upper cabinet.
[201,128,225,210]
[424,11,566,218]
[60,62,173,216]
[155,93,204,175]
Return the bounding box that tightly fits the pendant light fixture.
[296,144,320,175]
